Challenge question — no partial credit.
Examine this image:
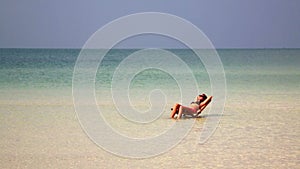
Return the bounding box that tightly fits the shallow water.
[0,49,299,168]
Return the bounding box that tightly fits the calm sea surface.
[0,48,299,91]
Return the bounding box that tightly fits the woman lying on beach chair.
[170,94,212,120]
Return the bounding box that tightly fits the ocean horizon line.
[1,47,299,50]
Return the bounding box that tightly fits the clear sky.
[0,0,299,48]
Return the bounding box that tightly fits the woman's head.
[198,94,207,102]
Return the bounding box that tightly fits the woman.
[170,94,212,119]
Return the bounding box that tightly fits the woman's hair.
[194,93,208,103]
[199,94,207,101]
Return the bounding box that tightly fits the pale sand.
[0,89,299,169]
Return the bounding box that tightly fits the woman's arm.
[197,96,213,115]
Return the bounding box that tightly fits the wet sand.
[0,88,299,169]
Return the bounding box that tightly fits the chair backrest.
[196,96,212,115]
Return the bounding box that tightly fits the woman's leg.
[170,103,181,118]
[177,105,197,119]
[177,106,184,119]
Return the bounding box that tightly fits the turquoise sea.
[0,48,299,168]
[0,48,299,92]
